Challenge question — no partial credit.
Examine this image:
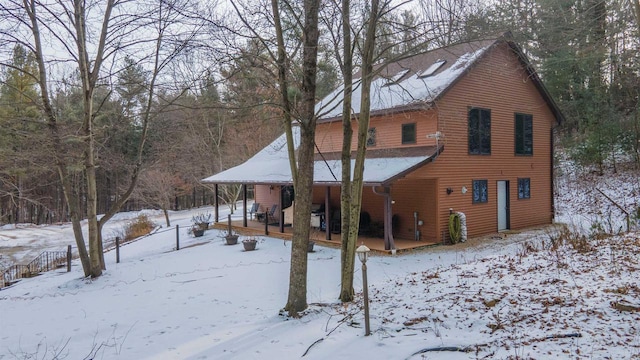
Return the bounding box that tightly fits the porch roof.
[201,129,442,187]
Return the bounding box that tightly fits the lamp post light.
[356,244,371,336]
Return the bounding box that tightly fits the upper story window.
[367,127,376,147]
[402,123,416,144]
[515,113,533,155]
[468,108,491,155]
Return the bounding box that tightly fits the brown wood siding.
[256,42,555,242]
[315,109,438,153]
[390,178,438,241]
[255,185,282,213]
[407,42,555,239]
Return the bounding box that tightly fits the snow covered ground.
[0,161,639,359]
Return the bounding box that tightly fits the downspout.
[372,186,395,251]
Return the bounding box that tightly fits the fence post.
[116,237,120,263]
[264,214,268,235]
[67,245,71,272]
[176,224,180,251]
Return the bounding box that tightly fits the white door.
[497,181,509,231]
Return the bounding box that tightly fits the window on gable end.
[515,113,533,155]
[402,123,416,144]
[468,108,491,155]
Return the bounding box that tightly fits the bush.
[548,226,594,254]
[124,214,155,241]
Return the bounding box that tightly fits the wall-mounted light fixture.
[446,187,453,195]
[461,186,468,194]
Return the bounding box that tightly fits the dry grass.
[123,215,155,242]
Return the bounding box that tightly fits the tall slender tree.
[0,0,202,277]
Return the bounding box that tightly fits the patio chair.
[258,204,278,224]
[249,202,260,220]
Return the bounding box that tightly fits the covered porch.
[201,127,444,251]
[211,217,440,254]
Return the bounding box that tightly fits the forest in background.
[0,0,639,226]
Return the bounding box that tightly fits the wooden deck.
[212,219,440,254]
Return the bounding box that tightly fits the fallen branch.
[543,332,582,340]
[302,305,357,357]
[408,345,476,358]
[611,301,640,312]
[407,333,582,359]
[301,338,323,357]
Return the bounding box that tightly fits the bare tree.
[134,168,189,227]
[270,0,321,317]
[0,0,203,277]
[326,0,445,301]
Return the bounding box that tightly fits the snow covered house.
[202,33,562,250]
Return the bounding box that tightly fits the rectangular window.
[515,113,533,155]
[468,108,491,154]
[367,127,376,147]
[402,123,416,144]
[518,178,531,199]
[472,179,488,204]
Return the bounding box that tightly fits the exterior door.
[497,181,510,231]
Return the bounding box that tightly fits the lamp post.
[356,244,371,336]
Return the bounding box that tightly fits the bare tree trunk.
[163,208,171,227]
[339,0,381,302]
[73,0,114,278]
[22,0,93,276]
[339,0,355,302]
[277,0,321,317]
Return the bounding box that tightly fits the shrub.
[191,212,212,230]
[548,225,594,254]
[124,214,155,241]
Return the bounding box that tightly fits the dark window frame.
[468,108,491,155]
[517,178,531,199]
[472,179,488,204]
[515,113,533,155]
[402,123,417,144]
[366,127,376,147]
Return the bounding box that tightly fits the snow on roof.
[202,39,505,186]
[315,41,494,120]
[201,127,440,186]
[202,127,300,185]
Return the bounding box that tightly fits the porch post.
[214,184,219,223]
[279,186,284,233]
[325,186,331,240]
[242,184,248,227]
[384,186,396,250]
[373,186,396,250]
